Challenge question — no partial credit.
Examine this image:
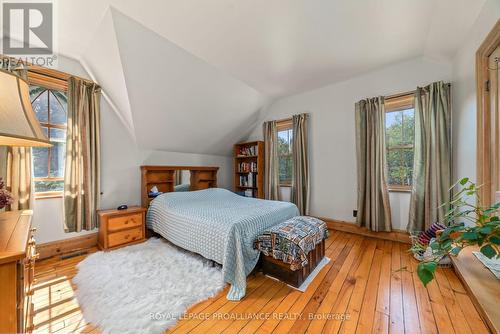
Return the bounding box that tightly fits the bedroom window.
[385,94,415,191]
[30,85,68,196]
[277,119,293,186]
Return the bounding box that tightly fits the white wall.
[451,0,500,184]
[248,57,452,230]
[31,56,233,244]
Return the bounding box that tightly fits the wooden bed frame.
[140,165,219,208]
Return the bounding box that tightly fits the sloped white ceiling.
[53,0,487,155]
[80,10,135,139]
[111,9,267,155]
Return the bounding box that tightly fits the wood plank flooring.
[32,231,490,333]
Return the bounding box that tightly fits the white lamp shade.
[0,69,51,147]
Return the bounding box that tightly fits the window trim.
[385,93,415,192]
[476,20,500,206]
[29,80,68,198]
[277,118,293,187]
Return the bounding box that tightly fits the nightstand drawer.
[107,213,142,232]
[107,227,143,248]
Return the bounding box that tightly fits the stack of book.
[239,172,257,187]
[237,145,258,156]
[237,162,258,172]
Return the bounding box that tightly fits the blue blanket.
[146,188,299,300]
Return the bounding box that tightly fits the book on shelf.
[237,161,258,173]
[236,145,258,157]
[238,172,257,188]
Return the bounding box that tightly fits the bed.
[146,188,299,300]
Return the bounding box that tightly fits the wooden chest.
[261,239,325,288]
[98,207,147,250]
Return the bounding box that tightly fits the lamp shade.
[0,69,51,147]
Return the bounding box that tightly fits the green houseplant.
[412,177,500,286]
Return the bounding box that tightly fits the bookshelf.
[234,141,264,198]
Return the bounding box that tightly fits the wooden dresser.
[0,210,36,334]
[98,207,146,250]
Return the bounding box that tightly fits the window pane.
[49,90,67,125]
[401,149,414,186]
[31,90,48,123]
[402,108,415,145]
[278,128,293,184]
[34,180,64,193]
[50,129,66,177]
[387,149,401,185]
[29,85,45,101]
[386,111,403,146]
[279,155,292,183]
[32,147,49,178]
[278,130,291,155]
[50,127,66,141]
[387,148,414,186]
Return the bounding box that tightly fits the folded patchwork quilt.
[254,216,329,270]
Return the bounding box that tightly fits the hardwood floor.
[32,231,490,334]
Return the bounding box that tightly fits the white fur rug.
[73,238,225,334]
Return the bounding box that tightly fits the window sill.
[35,193,63,200]
[279,184,292,188]
[388,187,412,193]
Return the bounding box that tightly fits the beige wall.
[247,57,453,230]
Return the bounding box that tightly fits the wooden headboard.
[140,165,219,208]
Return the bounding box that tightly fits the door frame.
[476,19,500,205]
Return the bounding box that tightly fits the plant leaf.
[490,236,500,245]
[459,177,469,185]
[430,242,440,250]
[461,231,478,241]
[480,244,497,259]
[417,262,437,287]
[479,226,492,234]
[450,246,462,256]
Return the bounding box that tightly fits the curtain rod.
[385,82,451,100]
[0,54,99,86]
[385,90,415,100]
[29,68,99,87]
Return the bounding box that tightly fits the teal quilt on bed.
[146,188,299,300]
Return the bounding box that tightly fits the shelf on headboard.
[140,166,219,208]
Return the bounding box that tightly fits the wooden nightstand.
[97,207,147,250]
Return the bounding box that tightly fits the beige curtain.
[355,97,392,232]
[291,113,310,215]
[408,82,452,232]
[6,147,33,210]
[263,120,280,200]
[0,60,33,211]
[64,77,101,232]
